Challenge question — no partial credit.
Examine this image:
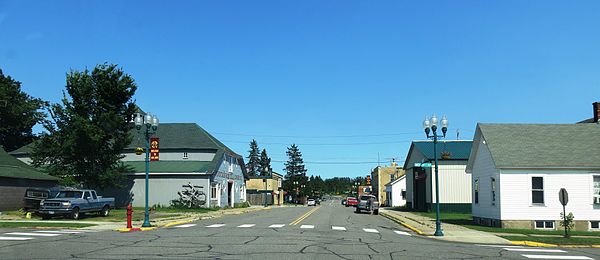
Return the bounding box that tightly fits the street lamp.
[134,112,159,228]
[423,114,448,237]
[263,166,270,207]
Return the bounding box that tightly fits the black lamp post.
[423,114,448,237]
[134,112,159,228]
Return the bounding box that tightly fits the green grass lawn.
[500,235,600,245]
[0,222,96,228]
[410,211,600,238]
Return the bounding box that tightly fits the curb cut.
[161,218,197,228]
[116,227,157,232]
[379,211,425,235]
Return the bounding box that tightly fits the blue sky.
[1,1,599,179]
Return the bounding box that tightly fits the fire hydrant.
[126,204,133,229]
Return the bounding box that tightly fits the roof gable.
[0,147,59,181]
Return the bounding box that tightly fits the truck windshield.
[56,191,83,198]
[360,196,371,200]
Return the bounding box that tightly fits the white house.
[404,140,473,213]
[385,174,407,207]
[466,123,600,231]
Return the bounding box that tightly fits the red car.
[346,197,358,207]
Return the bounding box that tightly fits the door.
[227,182,233,207]
[414,167,427,211]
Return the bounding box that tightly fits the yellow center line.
[290,206,321,226]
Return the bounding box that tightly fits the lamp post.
[293,180,298,203]
[422,114,448,237]
[134,112,159,228]
[263,166,270,207]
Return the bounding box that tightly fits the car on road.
[345,197,358,207]
[38,189,115,220]
[341,199,347,205]
[307,198,316,206]
[355,195,379,215]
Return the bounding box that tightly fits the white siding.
[122,152,215,161]
[500,170,600,221]
[130,177,211,208]
[471,138,501,220]
[432,162,471,203]
[387,177,406,207]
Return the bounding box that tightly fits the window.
[474,179,479,204]
[401,190,406,200]
[183,152,188,159]
[532,177,544,204]
[490,177,496,204]
[590,221,600,230]
[84,191,91,199]
[211,185,217,199]
[593,176,600,205]
[535,220,554,229]
[91,191,97,200]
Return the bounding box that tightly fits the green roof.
[0,147,60,181]
[9,142,35,156]
[124,161,212,173]
[412,140,473,160]
[476,123,600,169]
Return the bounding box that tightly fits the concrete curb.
[511,240,600,248]
[116,227,157,232]
[379,211,425,235]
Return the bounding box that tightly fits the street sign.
[559,188,569,206]
[150,137,159,161]
[414,162,432,168]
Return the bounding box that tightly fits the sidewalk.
[379,208,510,245]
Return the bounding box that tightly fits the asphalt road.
[0,198,598,259]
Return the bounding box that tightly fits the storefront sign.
[150,137,159,161]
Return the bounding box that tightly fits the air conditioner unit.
[594,197,600,205]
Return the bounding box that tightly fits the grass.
[410,211,600,237]
[500,235,600,245]
[0,221,96,228]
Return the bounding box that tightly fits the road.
[0,198,598,259]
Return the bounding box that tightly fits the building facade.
[385,174,407,207]
[371,162,404,206]
[246,172,284,206]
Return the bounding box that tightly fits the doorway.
[227,181,233,207]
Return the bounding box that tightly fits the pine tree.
[245,139,260,177]
[259,148,271,176]
[284,144,307,178]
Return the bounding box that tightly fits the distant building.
[385,173,407,207]
[245,172,284,206]
[371,162,404,206]
[404,140,473,213]
[0,147,60,211]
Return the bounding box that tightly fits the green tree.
[559,212,575,238]
[246,139,260,177]
[31,64,137,189]
[284,144,307,177]
[259,148,271,176]
[0,69,46,152]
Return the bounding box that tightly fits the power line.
[214,132,421,139]
[271,160,404,165]
[222,140,413,146]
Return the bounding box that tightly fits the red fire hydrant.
[126,204,133,229]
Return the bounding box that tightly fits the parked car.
[307,198,316,206]
[346,197,358,207]
[23,187,59,211]
[38,189,115,220]
[341,199,347,205]
[356,195,379,215]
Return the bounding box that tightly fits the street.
[0,199,598,259]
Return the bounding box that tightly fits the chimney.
[594,102,600,123]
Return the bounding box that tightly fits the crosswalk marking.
[394,230,411,236]
[521,255,593,260]
[0,236,33,241]
[300,225,314,229]
[237,224,256,228]
[206,224,226,228]
[363,228,379,233]
[175,224,197,228]
[34,230,82,234]
[505,248,566,253]
[268,224,285,228]
[477,245,524,248]
[331,226,346,231]
[4,232,62,237]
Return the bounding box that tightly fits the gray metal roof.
[477,123,600,169]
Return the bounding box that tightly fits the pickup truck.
[38,189,115,220]
[355,195,379,215]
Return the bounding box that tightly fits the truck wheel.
[41,214,50,220]
[71,207,80,220]
[374,209,379,215]
[100,205,110,217]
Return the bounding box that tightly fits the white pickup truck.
[355,195,379,215]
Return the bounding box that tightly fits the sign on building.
[150,137,159,161]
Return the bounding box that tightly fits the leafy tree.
[0,69,46,152]
[31,64,137,189]
[245,139,260,177]
[284,144,306,177]
[259,148,271,176]
[559,212,575,238]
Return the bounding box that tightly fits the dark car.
[23,187,59,211]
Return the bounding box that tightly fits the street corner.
[510,240,558,247]
[161,219,195,228]
[379,211,425,236]
[116,227,157,233]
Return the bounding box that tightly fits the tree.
[245,139,260,177]
[0,69,46,152]
[31,64,137,189]
[259,148,271,176]
[559,212,575,238]
[284,144,307,177]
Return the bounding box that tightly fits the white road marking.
[34,230,82,234]
[300,225,314,229]
[237,224,256,228]
[268,224,285,228]
[206,224,226,228]
[175,224,197,228]
[62,229,98,232]
[0,236,33,241]
[394,230,412,236]
[505,248,566,253]
[363,228,379,233]
[4,232,62,237]
[522,255,593,260]
[331,226,346,231]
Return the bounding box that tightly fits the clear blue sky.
[1,1,599,179]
